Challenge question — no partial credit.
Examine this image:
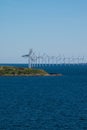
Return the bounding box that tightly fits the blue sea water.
[0,64,87,130]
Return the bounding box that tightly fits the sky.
[0,0,87,63]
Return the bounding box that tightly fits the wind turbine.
[22,49,33,68]
[62,54,66,65]
[58,54,62,65]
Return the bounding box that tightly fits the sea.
[0,64,87,130]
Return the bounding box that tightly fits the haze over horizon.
[0,0,87,63]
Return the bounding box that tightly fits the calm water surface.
[0,64,87,130]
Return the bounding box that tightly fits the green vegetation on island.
[0,66,49,76]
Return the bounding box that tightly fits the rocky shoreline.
[0,66,62,76]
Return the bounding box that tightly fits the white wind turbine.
[62,54,66,65]
[22,49,33,68]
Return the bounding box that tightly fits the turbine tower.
[22,49,33,68]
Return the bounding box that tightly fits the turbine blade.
[28,49,33,56]
[22,54,29,57]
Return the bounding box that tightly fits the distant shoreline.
[0,66,62,77]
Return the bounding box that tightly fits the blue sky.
[0,0,87,63]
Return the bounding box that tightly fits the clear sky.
[0,0,87,63]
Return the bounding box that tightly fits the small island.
[0,66,62,76]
